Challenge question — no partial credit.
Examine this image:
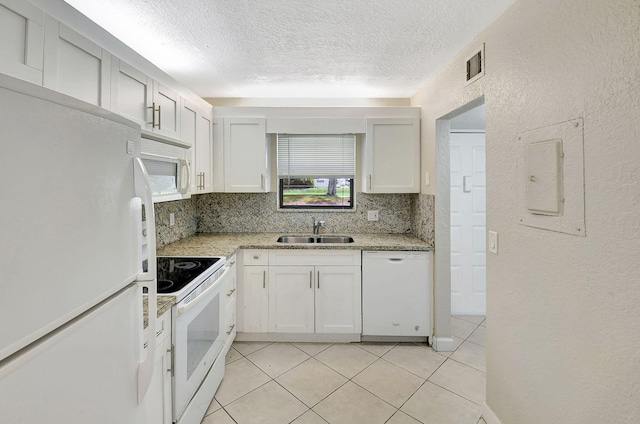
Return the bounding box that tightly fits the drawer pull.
[227,288,236,297]
[226,324,236,335]
[263,270,266,288]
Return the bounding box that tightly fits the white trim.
[235,332,360,343]
[432,336,455,352]
[482,402,503,424]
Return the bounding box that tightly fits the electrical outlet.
[424,171,430,186]
[367,210,379,221]
[169,213,175,227]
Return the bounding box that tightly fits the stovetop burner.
[156,256,222,294]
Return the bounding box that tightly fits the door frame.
[432,96,485,351]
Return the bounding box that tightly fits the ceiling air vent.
[465,43,485,85]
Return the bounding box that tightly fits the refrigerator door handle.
[134,157,157,403]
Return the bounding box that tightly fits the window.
[277,134,356,210]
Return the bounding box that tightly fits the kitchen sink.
[316,236,354,244]
[276,236,316,243]
[276,235,355,244]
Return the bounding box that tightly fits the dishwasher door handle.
[388,258,404,262]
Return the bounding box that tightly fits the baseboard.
[432,336,455,352]
[235,332,361,343]
[482,402,502,424]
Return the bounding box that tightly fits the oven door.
[172,273,225,420]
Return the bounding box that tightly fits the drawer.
[268,249,361,266]
[144,310,171,350]
[244,249,268,266]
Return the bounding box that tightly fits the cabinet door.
[153,81,180,140]
[268,266,315,333]
[211,118,224,192]
[43,18,110,107]
[143,314,172,424]
[111,59,152,129]
[315,266,362,334]
[242,266,269,333]
[193,107,214,194]
[224,118,268,192]
[0,0,44,84]
[363,118,420,193]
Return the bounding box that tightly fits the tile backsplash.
[154,198,198,248]
[196,192,414,234]
[411,194,435,246]
[154,192,435,248]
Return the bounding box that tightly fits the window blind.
[277,134,356,178]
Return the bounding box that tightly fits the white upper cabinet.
[362,118,421,193]
[189,102,214,194]
[111,59,185,145]
[223,118,268,193]
[152,82,180,140]
[110,59,152,128]
[43,18,110,107]
[211,118,225,192]
[0,0,44,84]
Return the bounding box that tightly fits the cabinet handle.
[147,102,158,128]
[157,104,162,129]
[167,344,174,376]
[227,288,236,297]
[317,270,320,289]
[263,270,266,288]
[260,174,264,190]
[309,270,312,289]
[229,260,236,266]
[369,174,372,191]
[226,324,236,335]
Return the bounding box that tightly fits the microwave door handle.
[134,157,156,403]
[182,158,191,196]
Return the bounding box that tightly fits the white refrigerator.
[0,73,158,422]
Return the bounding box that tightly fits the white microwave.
[141,139,191,202]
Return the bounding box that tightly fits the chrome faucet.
[312,217,325,235]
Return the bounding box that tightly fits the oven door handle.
[176,265,232,316]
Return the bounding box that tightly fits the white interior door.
[450,132,486,315]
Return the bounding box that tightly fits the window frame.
[278,178,355,211]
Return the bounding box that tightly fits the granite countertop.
[145,232,430,329]
[157,232,432,259]
[143,295,175,329]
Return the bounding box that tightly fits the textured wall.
[412,0,640,423]
[154,198,198,248]
[196,192,415,234]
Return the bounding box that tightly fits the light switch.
[169,213,175,226]
[526,139,563,215]
[367,210,379,221]
[488,231,498,254]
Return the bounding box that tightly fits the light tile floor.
[202,316,486,424]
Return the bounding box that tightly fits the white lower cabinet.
[144,311,172,424]
[269,266,315,333]
[269,265,361,334]
[239,249,361,340]
[314,265,362,334]
[242,265,269,333]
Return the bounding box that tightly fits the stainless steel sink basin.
[276,236,316,243]
[276,235,355,244]
[316,236,355,244]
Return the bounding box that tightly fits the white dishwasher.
[362,251,432,341]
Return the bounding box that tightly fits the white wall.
[411,0,640,422]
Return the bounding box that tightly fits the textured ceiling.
[65,0,517,98]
